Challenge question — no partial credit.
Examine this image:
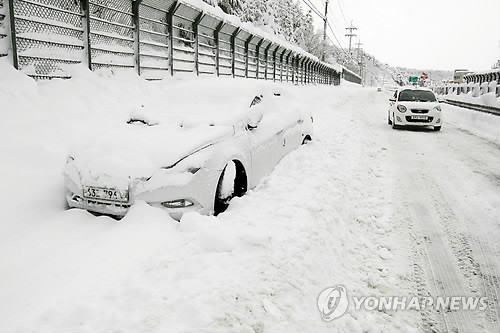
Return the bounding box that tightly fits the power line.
[327,13,347,43]
[338,0,352,24]
[337,0,348,25]
[327,22,349,58]
[301,0,325,20]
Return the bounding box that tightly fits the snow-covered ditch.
[1,60,420,331]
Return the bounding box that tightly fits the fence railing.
[433,81,500,98]
[4,0,358,85]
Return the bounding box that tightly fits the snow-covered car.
[388,87,442,131]
[64,81,313,220]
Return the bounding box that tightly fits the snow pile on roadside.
[444,104,500,144]
[444,91,500,108]
[1,63,417,332]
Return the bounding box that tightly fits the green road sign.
[409,76,418,82]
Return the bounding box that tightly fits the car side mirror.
[246,112,263,131]
[389,98,396,102]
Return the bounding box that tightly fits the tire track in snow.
[422,172,500,329]
[406,175,479,332]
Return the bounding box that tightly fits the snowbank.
[443,103,500,144]
[1,64,417,332]
[445,91,500,108]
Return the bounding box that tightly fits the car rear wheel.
[388,113,392,125]
[433,126,441,131]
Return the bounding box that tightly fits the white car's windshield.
[398,90,436,102]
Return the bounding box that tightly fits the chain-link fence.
[5,0,358,84]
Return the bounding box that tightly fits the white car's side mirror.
[389,98,396,102]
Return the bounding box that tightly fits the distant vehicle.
[377,87,382,92]
[64,83,313,220]
[388,87,442,131]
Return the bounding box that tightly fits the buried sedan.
[64,81,313,220]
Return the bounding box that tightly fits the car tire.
[433,126,441,131]
[388,113,392,125]
[392,114,398,129]
[214,162,236,216]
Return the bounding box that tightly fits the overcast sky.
[307,0,499,71]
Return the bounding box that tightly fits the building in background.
[453,69,472,83]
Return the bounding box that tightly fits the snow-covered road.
[1,66,499,332]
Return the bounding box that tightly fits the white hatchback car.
[388,87,442,131]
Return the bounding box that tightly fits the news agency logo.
[317,285,349,321]
[317,285,488,321]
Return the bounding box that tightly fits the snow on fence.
[4,0,356,85]
[433,81,500,98]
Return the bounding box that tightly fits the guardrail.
[3,0,360,85]
[443,99,500,116]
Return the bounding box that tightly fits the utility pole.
[356,40,363,84]
[345,23,357,57]
[322,0,329,62]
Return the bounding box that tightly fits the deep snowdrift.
[1,61,498,332]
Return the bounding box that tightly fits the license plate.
[83,186,129,203]
[411,115,428,120]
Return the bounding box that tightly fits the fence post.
[304,58,309,84]
[230,28,240,78]
[80,0,91,70]
[300,57,305,84]
[272,47,278,81]
[214,21,224,77]
[244,35,251,78]
[293,55,298,84]
[6,0,18,69]
[255,38,263,79]
[132,0,142,75]
[264,44,270,80]
[302,58,306,84]
[279,51,284,82]
[193,12,204,76]
[167,1,180,76]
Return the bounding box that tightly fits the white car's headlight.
[397,104,407,113]
[433,105,442,111]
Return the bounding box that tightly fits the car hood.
[398,101,438,109]
[70,124,234,184]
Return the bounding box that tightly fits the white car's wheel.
[388,112,392,125]
[392,113,398,129]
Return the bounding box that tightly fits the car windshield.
[398,90,436,102]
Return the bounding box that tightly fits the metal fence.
[433,81,500,98]
[5,0,357,84]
